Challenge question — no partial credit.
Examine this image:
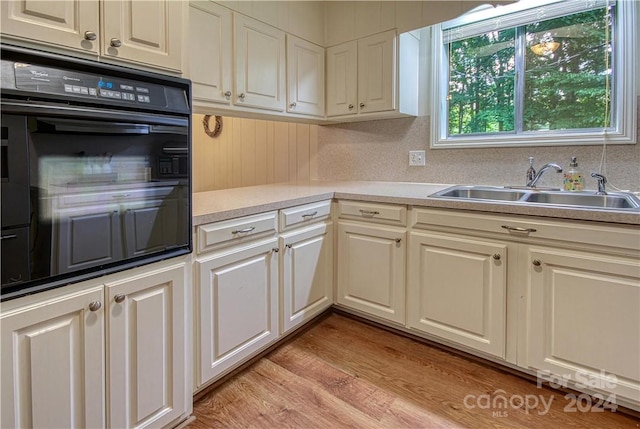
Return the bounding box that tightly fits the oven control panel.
[13,62,168,107]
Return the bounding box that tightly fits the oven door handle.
[37,118,150,134]
[0,101,189,127]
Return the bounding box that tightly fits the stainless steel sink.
[523,191,640,209]
[431,186,528,202]
[429,185,640,211]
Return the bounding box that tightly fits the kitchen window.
[430,0,637,148]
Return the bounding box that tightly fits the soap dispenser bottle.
[563,157,584,191]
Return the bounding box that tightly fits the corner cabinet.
[336,201,407,325]
[0,258,191,429]
[279,201,333,333]
[286,35,325,117]
[0,0,183,73]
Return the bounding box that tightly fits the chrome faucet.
[591,172,607,195]
[526,162,563,188]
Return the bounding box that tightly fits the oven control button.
[64,84,73,93]
[120,84,134,91]
[80,87,89,95]
[72,85,81,93]
[89,88,97,96]
[136,86,150,94]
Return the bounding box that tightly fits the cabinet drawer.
[338,200,407,226]
[197,211,277,254]
[279,200,331,231]
[411,208,640,251]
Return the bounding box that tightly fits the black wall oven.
[1,45,192,301]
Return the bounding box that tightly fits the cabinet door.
[101,0,183,71]
[337,221,405,324]
[189,1,232,105]
[55,204,123,274]
[326,41,358,117]
[408,232,507,358]
[0,0,99,54]
[233,14,286,111]
[1,286,105,429]
[196,239,278,387]
[122,198,179,258]
[357,30,396,114]
[526,248,640,403]
[280,222,333,334]
[286,35,325,117]
[106,262,187,429]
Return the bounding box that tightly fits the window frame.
[429,0,637,149]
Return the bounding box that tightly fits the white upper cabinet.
[0,0,183,72]
[0,0,100,54]
[189,1,233,105]
[326,41,358,116]
[286,35,325,117]
[101,0,183,72]
[234,13,286,111]
[327,30,403,118]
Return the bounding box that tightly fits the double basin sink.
[430,185,640,211]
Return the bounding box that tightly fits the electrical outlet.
[409,150,426,166]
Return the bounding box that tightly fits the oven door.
[0,104,191,299]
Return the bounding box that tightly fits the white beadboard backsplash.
[316,98,640,193]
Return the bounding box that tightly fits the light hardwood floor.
[190,314,639,428]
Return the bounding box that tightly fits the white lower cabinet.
[0,258,190,429]
[407,231,507,358]
[106,263,187,429]
[408,207,640,410]
[525,247,640,405]
[196,238,279,387]
[280,222,333,334]
[336,221,406,324]
[1,286,105,429]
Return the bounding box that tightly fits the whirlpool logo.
[29,70,49,78]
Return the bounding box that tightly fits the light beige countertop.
[193,181,640,226]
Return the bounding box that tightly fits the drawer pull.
[231,226,255,235]
[501,225,537,233]
[532,259,542,266]
[359,209,380,216]
[114,294,126,304]
[301,211,318,218]
[1,234,17,240]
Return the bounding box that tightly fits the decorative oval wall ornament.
[203,115,223,138]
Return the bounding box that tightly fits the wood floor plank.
[191,314,639,429]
